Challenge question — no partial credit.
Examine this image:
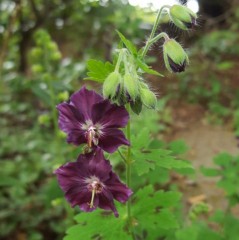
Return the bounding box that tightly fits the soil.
[165,101,239,216]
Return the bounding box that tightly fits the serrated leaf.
[134,157,155,175]
[132,128,150,149]
[116,30,137,55]
[144,149,193,169]
[133,148,193,176]
[136,58,164,77]
[85,59,114,83]
[64,206,130,240]
[169,140,189,155]
[133,186,180,231]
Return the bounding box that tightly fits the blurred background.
[1,0,239,239]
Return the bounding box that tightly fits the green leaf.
[213,152,232,166]
[133,148,193,176]
[85,59,114,83]
[116,30,137,55]
[146,149,192,169]
[132,128,150,149]
[176,225,199,240]
[136,58,164,77]
[64,206,130,240]
[201,166,220,177]
[134,186,180,231]
[168,140,189,155]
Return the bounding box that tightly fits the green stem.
[125,104,135,239]
[115,48,126,72]
[118,149,127,163]
[141,5,170,58]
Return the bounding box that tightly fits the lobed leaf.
[64,206,130,240]
[85,59,114,83]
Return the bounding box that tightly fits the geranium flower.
[55,149,132,217]
[57,87,130,153]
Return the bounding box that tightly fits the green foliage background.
[1,0,239,239]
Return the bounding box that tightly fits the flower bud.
[32,64,43,74]
[103,72,121,99]
[163,39,189,73]
[169,5,197,30]
[140,88,157,109]
[57,91,69,101]
[38,114,51,126]
[123,73,139,101]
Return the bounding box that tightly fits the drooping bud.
[163,39,189,73]
[140,87,157,109]
[123,73,139,101]
[169,5,197,30]
[103,72,121,99]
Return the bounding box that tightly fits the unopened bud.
[123,73,139,101]
[163,39,189,73]
[103,72,121,99]
[140,88,157,109]
[57,91,69,101]
[169,5,197,30]
[38,114,51,126]
[32,64,43,74]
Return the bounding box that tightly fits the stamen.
[89,188,96,208]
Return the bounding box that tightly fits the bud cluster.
[103,49,157,111]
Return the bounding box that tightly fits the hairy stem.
[141,5,170,58]
[126,104,135,239]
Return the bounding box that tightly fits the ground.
[166,102,239,216]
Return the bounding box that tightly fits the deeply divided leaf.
[64,207,130,240]
[85,59,114,83]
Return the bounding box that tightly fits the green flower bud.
[57,91,69,101]
[32,64,44,74]
[169,5,197,30]
[103,72,121,99]
[38,114,51,126]
[51,52,62,61]
[31,48,43,58]
[123,73,139,101]
[47,42,58,51]
[163,39,189,73]
[140,88,157,109]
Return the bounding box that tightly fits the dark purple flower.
[55,149,132,217]
[57,86,130,153]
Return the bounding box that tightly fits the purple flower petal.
[91,100,112,124]
[99,128,130,153]
[77,148,112,181]
[57,103,85,133]
[98,190,119,217]
[92,101,129,128]
[106,172,133,203]
[70,86,103,120]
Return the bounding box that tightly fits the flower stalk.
[125,104,135,239]
[141,5,170,58]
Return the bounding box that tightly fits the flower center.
[82,120,102,149]
[86,177,104,208]
[86,126,98,148]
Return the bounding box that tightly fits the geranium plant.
[55,4,197,239]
